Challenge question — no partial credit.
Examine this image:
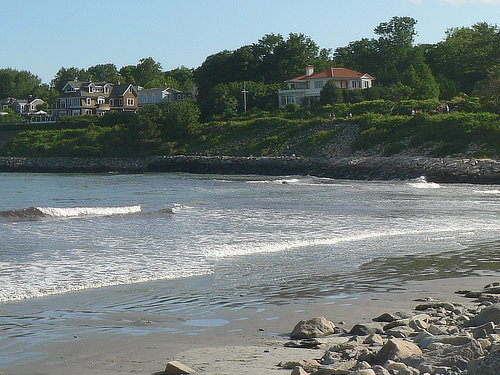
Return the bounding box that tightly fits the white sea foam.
[407,176,441,189]
[37,205,142,218]
[473,189,500,195]
[203,225,476,259]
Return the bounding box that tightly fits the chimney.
[306,65,314,76]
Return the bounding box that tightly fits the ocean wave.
[407,176,441,189]
[203,226,478,259]
[473,189,500,195]
[0,205,142,221]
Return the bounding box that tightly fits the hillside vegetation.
[2,97,499,159]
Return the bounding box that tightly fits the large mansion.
[278,65,375,108]
[51,81,139,118]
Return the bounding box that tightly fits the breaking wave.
[0,205,142,221]
[407,176,441,189]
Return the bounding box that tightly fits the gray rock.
[375,338,422,364]
[164,360,196,374]
[399,366,420,375]
[415,302,455,311]
[351,370,375,375]
[414,330,434,344]
[312,360,357,375]
[383,319,410,330]
[419,334,472,349]
[349,322,384,336]
[467,345,500,375]
[372,312,411,322]
[281,359,321,372]
[371,365,390,375]
[291,366,310,375]
[285,338,325,348]
[291,317,336,339]
[364,333,384,346]
[385,326,415,338]
[427,324,447,335]
[469,304,500,326]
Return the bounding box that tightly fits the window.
[104,86,109,94]
[351,80,358,88]
[86,98,92,105]
[85,109,93,115]
[314,80,324,89]
[280,96,287,106]
[110,99,114,106]
[88,86,93,93]
[97,97,105,104]
[177,94,182,101]
[286,95,295,104]
[363,80,370,88]
[119,98,123,106]
[129,87,133,93]
[126,98,134,106]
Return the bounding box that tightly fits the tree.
[374,16,418,85]
[401,47,440,99]
[320,80,343,104]
[0,68,41,98]
[87,64,120,83]
[478,66,500,113]
[334,38,379,75]
[119,65,137,84]
[51,67,87,92]
[134,57,164,87]
[425,22,500,93]
[164,66,195,92]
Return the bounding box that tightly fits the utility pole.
[241,81,248,112]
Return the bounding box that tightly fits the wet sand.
[2,276,497,375]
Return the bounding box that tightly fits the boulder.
[371,365,391,375]
[291,366,310,375]
[364,333,384,346]
[469,304,500,326]
[419,334,472,349]
[375,338,422,364]
[281,359,321,372]
[164,360,196,374]
[349,322,384,336]
[373,312,411,322]
[291,317,336,339]
[467,345,500,375]
[351,369,375,375]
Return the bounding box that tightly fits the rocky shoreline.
[1,155,500,184]
[273,283,500,375]
[162,283,500,375]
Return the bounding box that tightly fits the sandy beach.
[3,276,497,375]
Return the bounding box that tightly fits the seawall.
[0,155,499,184]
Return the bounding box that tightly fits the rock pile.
[281,282,500,375]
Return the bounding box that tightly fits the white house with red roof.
[278,65,375,108]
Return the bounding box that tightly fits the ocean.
[1,172,499,366]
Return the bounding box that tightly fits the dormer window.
[104,86,109,94]
[88,86,93,93]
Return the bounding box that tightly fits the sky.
[2,0,499,84]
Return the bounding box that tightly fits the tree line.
[1,16,498,119]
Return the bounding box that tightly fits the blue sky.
[2,0,499,84]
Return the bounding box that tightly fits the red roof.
[287,68,374,81]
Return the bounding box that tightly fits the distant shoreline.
[1,155,499,184]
